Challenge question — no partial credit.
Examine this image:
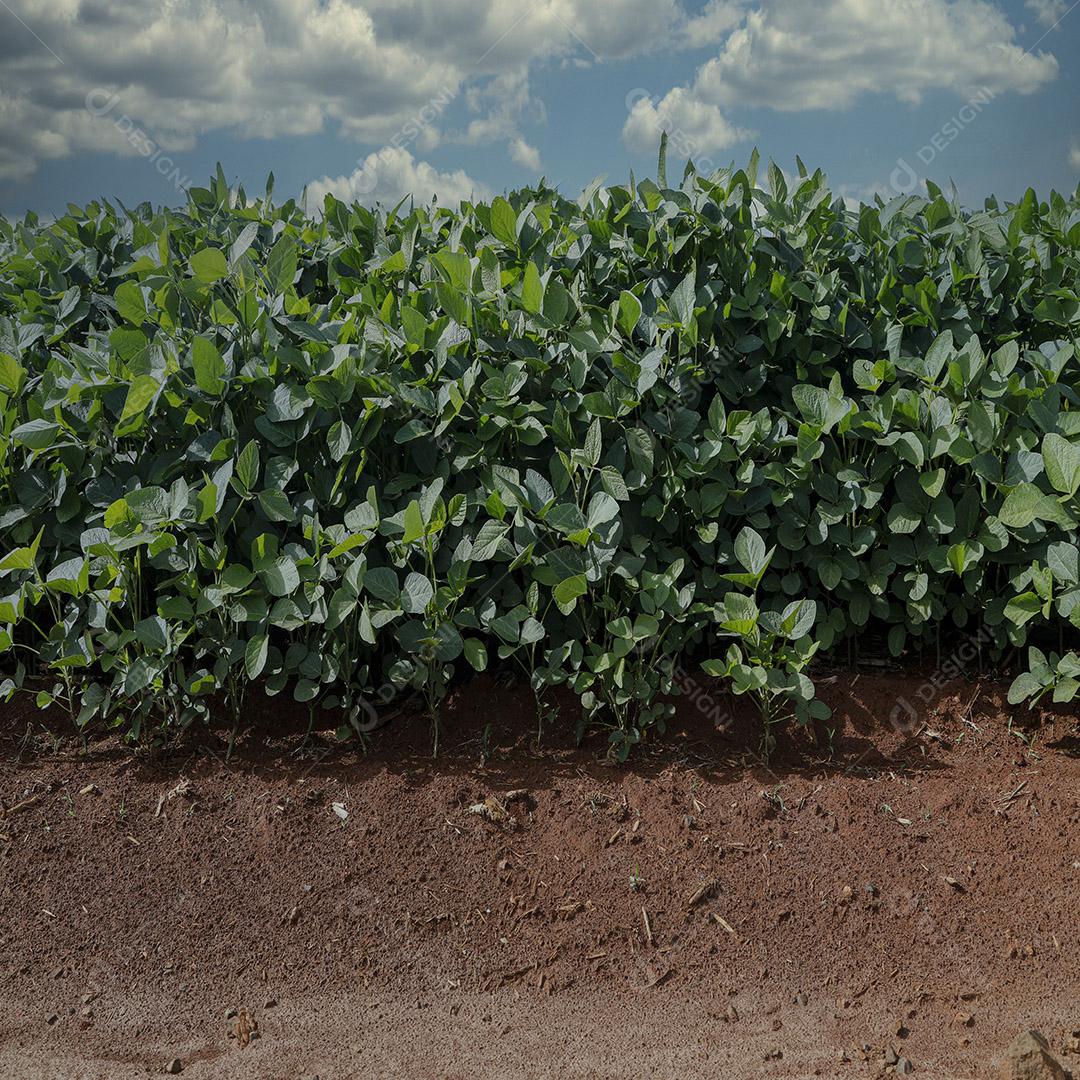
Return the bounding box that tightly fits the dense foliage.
[1,155,1079,754]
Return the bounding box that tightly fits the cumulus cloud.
[691,0,1058,111]
[0,0,749,182]
[0,0,463,180]
[305,146,490,208]
[677,0,746,47]
[454,70,546,158]
[621,0,1059,161]
[622,87,750,159]
[1025,0,1068,27]
[0,0,1065,186]
[508,137,542,171]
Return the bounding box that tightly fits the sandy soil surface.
[1,671,1078,1079]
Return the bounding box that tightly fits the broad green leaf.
[190,247,228,283]
[618,290,641,338]
[265,234,298,294]
[463,637,488,671]
[490,197,518,246]
[522,261,544,315]
[192,336,225,396]
[402,500,426,545]
[245,633,269,678]
[1043,434,1080,496]
[114,281,147,325]
[401,572,433,614]
[261,556,299,597]
[236,439,260,491]
[119,374,160,423]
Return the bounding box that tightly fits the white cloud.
[457,70,545,149]
[1025,0,1068,27]
[305,146,490,208]
[508,136,542,171]
[0,0,462,181]
[0,0,1064,186]
[677,0,746,47]
[1070,140,1080,170]
[691,0,1058,111]
[623,87,750,159]
[0,0,741,182]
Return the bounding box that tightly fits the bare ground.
[1,671,1078,1079]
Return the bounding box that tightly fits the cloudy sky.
[0,0,1078,217]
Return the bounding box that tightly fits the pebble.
[164,1060,183,1075]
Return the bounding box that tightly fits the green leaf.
[553,574,587,607]
[190,247,228,283]
[586,491,619,530]
[134,616,168,652]
[402,500,426,545]
[114,281,147,325]
[522,261,544,315]
[236,439,260,491]
[119,374,160,424]
[258,489,295,522]
[999,483,1051,529]
[265,234,298,294]
[363,566,399,603]
[490,197,518,246]
[669,269,696,328]
[1043,433,1080,496]
[328,420,351,461]
[245,633,269,678]
[401,572,433,614]
[464,637,488,671]
[261,556,299,597]
[583,418,602,467]
[192,336,225,396]
[1007,672,1043,705]
[618,290,641,338]
[734,527,769,575]
[434,249,472,290]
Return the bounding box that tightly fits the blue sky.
[1,0,1078,218]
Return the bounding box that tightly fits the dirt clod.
[1001,1030,1067,1080]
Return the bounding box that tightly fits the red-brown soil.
[1,670,1079,1079]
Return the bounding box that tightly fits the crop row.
[1,155,1078,755]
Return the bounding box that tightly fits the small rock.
[1001,1030,1067,1080]
[896,1058,914,1075]
[164,1060,183,1075]
[884,1047,899,1067]
[264,998,277,1009]
[45,1012,58,1025]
